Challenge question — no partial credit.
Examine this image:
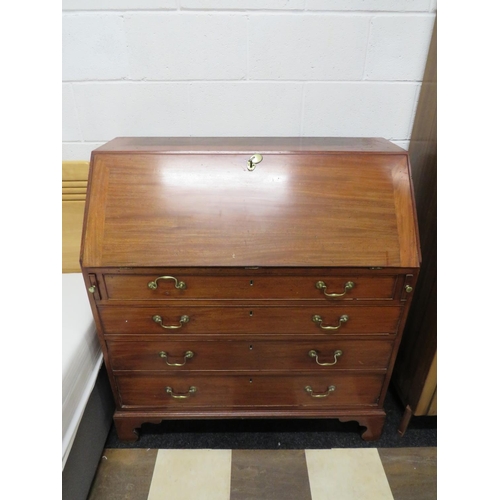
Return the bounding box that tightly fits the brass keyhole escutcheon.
[247,154,263,171]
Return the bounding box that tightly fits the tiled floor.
[88,447,436,500]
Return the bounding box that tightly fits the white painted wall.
[62,0,436,160]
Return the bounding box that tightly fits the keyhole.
[249,345,253,350]
[249,311,253,317]
[250,280,253,286]
[249,378,253,383]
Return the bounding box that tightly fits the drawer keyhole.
[250,280,253,286]
[249,311,253,317]
[249,345,253,350]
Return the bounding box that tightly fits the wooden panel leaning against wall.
[62,161,89,273]
[391,18,437,436]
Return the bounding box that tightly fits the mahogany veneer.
[81,137,420,441]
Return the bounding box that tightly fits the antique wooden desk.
[80,137,420,441]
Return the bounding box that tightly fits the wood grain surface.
[98,304,402,336]
[103,272,398,301]
[82,144,419,268]
[115,372,385,409]
[62,161,89,273]
[92,137,406,154]
[106,338,394,372]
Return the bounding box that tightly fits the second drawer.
[107,338,394,372]
[99,305,402,335]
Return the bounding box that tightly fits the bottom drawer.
[115,372,385,409]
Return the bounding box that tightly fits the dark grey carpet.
[104,384,436,449]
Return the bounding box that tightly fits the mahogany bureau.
[80,137,420,441]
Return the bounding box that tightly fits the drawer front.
[115,373,385,409]
[99,305,402,336]
[107,339,394,372]
[103,273,398,301]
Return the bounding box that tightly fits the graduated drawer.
[107,339,394,372]
[115,372,385,409]
[99,305,402,336]
[102,273,398,301]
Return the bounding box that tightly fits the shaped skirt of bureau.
[80,137,421,441]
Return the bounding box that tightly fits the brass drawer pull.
[247,153,263,171]
[165,386,197,399]
[152,314,190,329]
[159,350,194,366]
[148,276,186,290]
[312,314,349,330]
[305,385,336,398]
[316,280,354,297]
[308,349,343,366]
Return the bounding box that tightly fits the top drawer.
[101,273,399,301]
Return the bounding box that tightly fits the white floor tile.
[147,449,232,500]
[305,449,393,500]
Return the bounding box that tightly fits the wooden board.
[62,161,89,273]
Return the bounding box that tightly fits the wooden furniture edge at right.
[392,18,437,437]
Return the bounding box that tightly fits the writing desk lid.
[81,138,420,269]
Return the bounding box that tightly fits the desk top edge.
[93,137,407,155]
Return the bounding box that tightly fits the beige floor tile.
[305,449,394,500]
[147,449,232,500]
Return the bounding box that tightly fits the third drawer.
[107,338,394,372]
